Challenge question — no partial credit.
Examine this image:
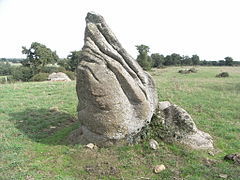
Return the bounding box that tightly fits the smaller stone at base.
[85,143,96,149]
[219,174,228,179]
[154,164,166,173]
[149,139,159,150]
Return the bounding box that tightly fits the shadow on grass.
[9,108,79,145]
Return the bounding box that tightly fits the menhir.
[73,12,158,146]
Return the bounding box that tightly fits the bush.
[11,66,33,81]
[0,76,15,84]
[63,71,76,80]
[0,62,12,76]
[216,72,229,78]
[41,66,69,74]
[41,66,60,74]
[31,73,50,82]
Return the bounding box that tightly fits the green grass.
[0,66,240,179]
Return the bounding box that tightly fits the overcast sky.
[0,0,240,60]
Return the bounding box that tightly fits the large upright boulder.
[74,12,158,146]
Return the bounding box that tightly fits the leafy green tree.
[11,66,33,81]
[163,53,182,66]
[171,53,182,65]
[181,56,192,66]
[164,55,173,66]
[67,50,82,71]
[57,58,69,70]
[136,45,152,71]
[21,42,59,74]
[191,55,200,65]
[224,56,233,66]
[218,60,225,66]
[0,62,12,75]
[151,53,165,67]
[58,51,81,72]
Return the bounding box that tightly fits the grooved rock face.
[158,101,213,149]
[76,12,158,146]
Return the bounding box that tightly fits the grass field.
[0,66,239,179]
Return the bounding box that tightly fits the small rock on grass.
[224,153,240,165]
[154,164,166,173]
[149,139,159,150]
[208,151,215,156]
[219,174,228,179]
[85,143,97,149]
[49,106,59,112]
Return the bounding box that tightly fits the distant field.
[8,62,22,66]
[0,66,239,179]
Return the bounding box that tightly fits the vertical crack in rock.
[75,12,158,146]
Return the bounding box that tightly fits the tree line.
[136,44,240,70]
[1,42,240,82]
[0,58,24,63]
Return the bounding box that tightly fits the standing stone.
[74,12,158,146]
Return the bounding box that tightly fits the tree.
[58,51,81,72]
[181,56,192,66]
[218,60,225,66]
[191,55,200,65]
[11,66,33,81]
[163,53,182,66]
[136,45,152,71]
[224,56,233,66]
[151,53,165,67]
[0,62,12,76]
[57,58,69,70]
[67,50,82,71]
[164,55,173,66]
[21,42,59,74]
[170,53,182,66]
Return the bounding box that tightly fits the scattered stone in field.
[224,153,240,165]
[157,101,214,150]
[153,164,166,173]
[188,68,198,73]
[216,72,229,78]
[219,174,228,179]
[178,68,198,74]
[208,151,215,156]
[49,106,59,112]
[149,139,159,150]
[137,177,151,180]
[74,12,158,146]
[85,143,97,149]
[48,72,71,81]
[178,69,190,74]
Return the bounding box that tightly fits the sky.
[0,0,240,61]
